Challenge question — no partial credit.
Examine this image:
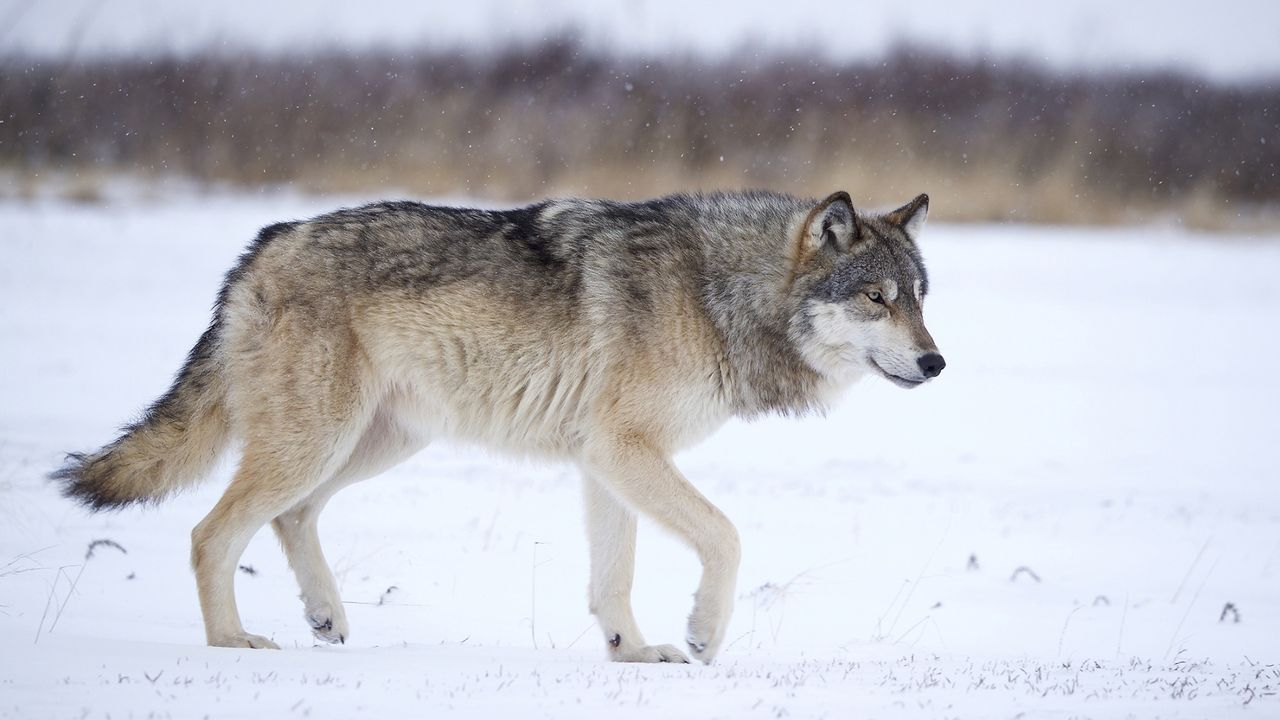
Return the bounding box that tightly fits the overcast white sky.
[3,0,1279,81]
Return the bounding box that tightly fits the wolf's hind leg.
[583,473,690,663]
[582,435,740,664]
[192,420,369,649]
[273,406,427,644]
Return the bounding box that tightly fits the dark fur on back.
[281,193,821,416]
[260,193,827,417]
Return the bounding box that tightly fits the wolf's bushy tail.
[53,321,232,510]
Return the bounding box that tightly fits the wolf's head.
[789,192,944,389]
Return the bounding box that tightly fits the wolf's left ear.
[886,193,929,239]
[804,191,860,253]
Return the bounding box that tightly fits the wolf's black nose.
[917,353,946,378]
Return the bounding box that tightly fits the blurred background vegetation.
[2,37,1277,228]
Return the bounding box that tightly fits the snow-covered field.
[1,193,1277,718]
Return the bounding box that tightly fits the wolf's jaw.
[867,357,927,389]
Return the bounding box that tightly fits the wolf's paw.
[612,643,691,663]
[685,606,729,664]
[210,632,280,649]
[305,603,348,645]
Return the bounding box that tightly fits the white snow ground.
[1,193,1277,718]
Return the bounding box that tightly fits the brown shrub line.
[2,39,1276,228]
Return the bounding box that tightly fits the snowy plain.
[1,192,1277,718]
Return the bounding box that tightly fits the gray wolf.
[53,190,944,663]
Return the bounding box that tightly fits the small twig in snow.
[565,622,595,650]
[1057,605,1083,658]
[1219,602,1240,624]
[530,541,548,650]
[85,539,126,561]
[1171,537,1211,604]
[878,514,952,641]
[1164,555,1220,661]
[35,564,81,642]
[1,546,55,577]
[1115,593,1129,659]
[1010,566,1041,583]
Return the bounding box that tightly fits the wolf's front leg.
[582,435,741,664]
[582,473,690,663]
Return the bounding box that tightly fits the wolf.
[53,189,944,663]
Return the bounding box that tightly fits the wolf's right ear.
[803,191,859,254]
[886,193,929,238]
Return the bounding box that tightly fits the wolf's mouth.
[868,357,926,389]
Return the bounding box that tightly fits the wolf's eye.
[866,291,885,304]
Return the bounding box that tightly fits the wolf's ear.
[886,193,929,238]
[804,191,859,253]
